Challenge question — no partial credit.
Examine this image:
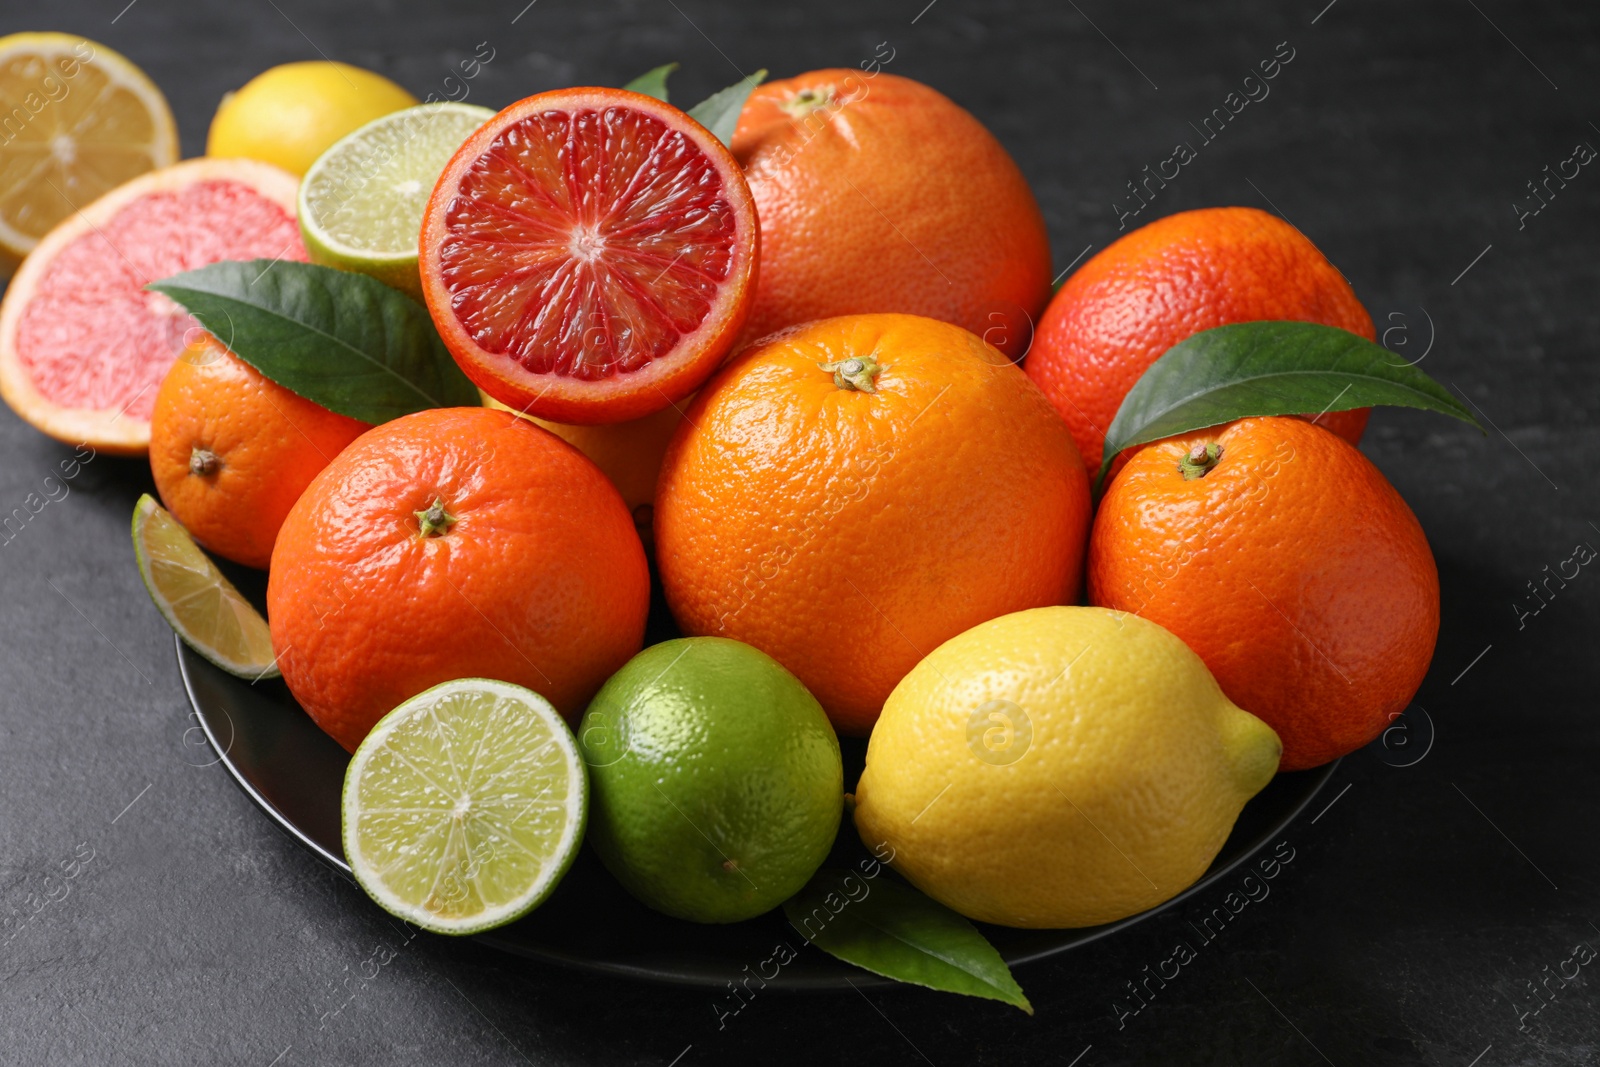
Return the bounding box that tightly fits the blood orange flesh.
[421,88,757,425]
[0,158,303,454]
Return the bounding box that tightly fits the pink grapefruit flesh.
[0,158,303,454]
[420,88,757,425]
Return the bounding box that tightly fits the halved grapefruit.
[420,88,757,425]
[0,158,303,454]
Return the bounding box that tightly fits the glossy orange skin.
[267,407,650,751]
[655,314,1091,735]
[1026,207,1374,470]
[1088,417,1439,771]
[420,88,758,425]
[149,337,368,569]
[731,70,1051,360]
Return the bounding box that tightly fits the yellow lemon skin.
[206,61,417,177]
[853,606,1281,929]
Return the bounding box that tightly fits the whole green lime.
[578,637,842,923]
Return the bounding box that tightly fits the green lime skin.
[578,637,843,924]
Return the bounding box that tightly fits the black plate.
[178,635,1336,990]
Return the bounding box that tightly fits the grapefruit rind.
[0,157,300,454]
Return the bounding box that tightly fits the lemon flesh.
[131,494,278,679]
[0,33,178,271]
[853,605,1281,929]
[299,102,493,297]
[342,678,587,935]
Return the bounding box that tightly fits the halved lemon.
[342,678,588,934]
[0,33,178,275]
[131,494,279,679]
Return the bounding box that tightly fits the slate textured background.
[1,1,1597,1064]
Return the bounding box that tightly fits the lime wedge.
[131,494,279,679]
[299,102,494,297]
[342,678,587,934]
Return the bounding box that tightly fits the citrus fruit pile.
[0,38,1475,1006]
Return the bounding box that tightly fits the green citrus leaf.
[148,260,479,424]
[623,62,678,102]
[687,69,767,147]
[783,868,1032,1013]
[1096,321,1485,491]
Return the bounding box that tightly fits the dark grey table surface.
[2,1,1596,1064]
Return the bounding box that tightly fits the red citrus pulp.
[0,158,303,454]
[420,88,758,425]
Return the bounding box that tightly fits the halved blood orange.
[420,88,758,425]
[0,158,303,454]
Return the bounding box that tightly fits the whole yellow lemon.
[206,61,417,177]
[853,606,1281,928]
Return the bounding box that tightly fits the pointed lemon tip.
[1219,702,1282,798]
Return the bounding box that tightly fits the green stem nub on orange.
[821,356,881,394]
[416,498,457,538]
[1178,442,1222,480]
[780,86,834,119]
[189,448,220,476]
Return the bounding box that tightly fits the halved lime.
[342,678,587,935]
[131,494,279,679]
[298,102,494,297]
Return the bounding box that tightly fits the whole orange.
[531,405,684,553]
[1087,416,1438,770]
[1026,207,1375,470]
[731,70,1050,359]
[267,406,649,751]
[655,314,1091,735]
[149,336,368,569]
[484,393,684,549]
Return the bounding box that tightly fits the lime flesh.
[342,678,587,935]
[298,102,493,293]
[131,494,278,679]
